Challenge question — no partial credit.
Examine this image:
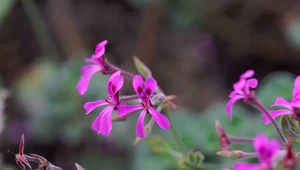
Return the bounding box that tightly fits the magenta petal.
[133,75,144,97]
[77,66,101,95]
[107,71,124,99]
[254,134,268,153]
[84,57,94,63]
[294,76,300,92]
[80,65,95,74]
[91,109,106,133]
[229,91,237,98]
[233,79,246,91]
[84,100,108,114]
[247,78,258,88]
[99,106,114,136]
[144,77,157,97]
[117,104,143,117]
[233,162,260,170]
[148,107,170,130]
[271,97,292,110]
[136,109,147,138]
[240,70,255,79]
[93,40,108,58]
[261,109,292,124]
[225,95,244,120]
[91,106,113,134]
[108,71,121,83]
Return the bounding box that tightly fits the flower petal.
[133,75,144,97]
[261,109,292,124]
[293,76,300,100]
[247,78,258,88]
[240,70,255,79]
[225,95,244,120]
[271,97,292,110]
[93,40,108,58]
[233,162,260,170]
[91,106,111,133]
[233,79,246,91]
[99,106,114,136]
[84,100,108,114]
[80,65,95,74]
[107,71,123,99]
[77,66,101,95]
[136,109,147,138]
[229,91,237,98]
[117,104,143,117]
[144,77,157,97]
[254,133,268,153]
[148,107,170,130]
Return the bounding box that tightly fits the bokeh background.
[0,0,300,169]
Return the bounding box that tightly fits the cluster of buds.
[218,70,300,170]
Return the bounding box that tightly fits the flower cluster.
[220,70,299,170]
[77,40,170,138]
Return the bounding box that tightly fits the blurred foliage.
[14,59,108,145]
[286,19,300,49]
[0,0,16,28]
[126,0,202,29]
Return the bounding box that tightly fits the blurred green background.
[0,0,299,169]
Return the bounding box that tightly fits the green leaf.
[0,0,16,28]
[133,57,152,78]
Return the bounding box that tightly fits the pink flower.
[226,70,258,120]
[77,40,108,95]
[262,76,300,124]
[233,134,281,170]
[117,75,170,138]
[84,71,123,136]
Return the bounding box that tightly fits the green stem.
[165,108,185,153]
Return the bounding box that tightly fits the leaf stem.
[164,108,185,153]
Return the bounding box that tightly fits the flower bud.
[282,140,297,169]
[215,121,230,151]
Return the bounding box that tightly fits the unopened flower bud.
[215,121,230,151]
[282,140,297,169]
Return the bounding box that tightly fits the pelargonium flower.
[77,40,108,95]
[262,76,300,124]
[117,75,170,138]
[233,134,281,170]
[226,70,258,120]
[84,71,123,136]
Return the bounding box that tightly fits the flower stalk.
[251,94,287,144]
[164,108,185,153]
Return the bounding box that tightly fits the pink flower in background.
[77,40,108,95]
[233,134,281,170]
[226,70,258,120]
[84,71,123,136]
[117,75,170,138]
[262,76,300,124]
